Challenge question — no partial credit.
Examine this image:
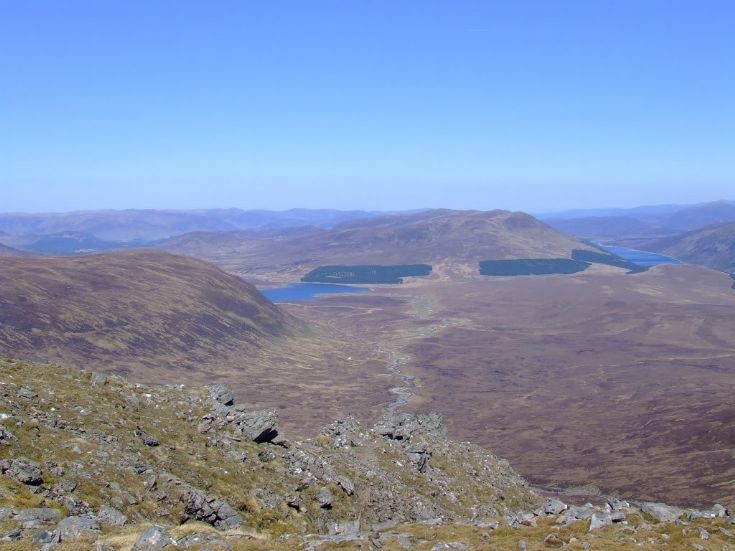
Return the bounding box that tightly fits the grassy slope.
[0,250,295,378]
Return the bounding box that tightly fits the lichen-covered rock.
[641,502,683,523]
[233,409,280,443]
[335,475,355,496]
[322,416,363,447]
[14,508,62,523]
[181,489,243,530]
[542,498,567,515]
[135,427,159,447]
[374,411,445,441]
[97,505,127,526]
[206,383,235,406]
[55,515,100,541]
[406,443,431,473]
[1,458,43,485]
[132,525,174,550]
[589,512,612,531]
[90,372,108,387]
[17,387,38,400]
[0,425,16,445]
[316,487,334,509]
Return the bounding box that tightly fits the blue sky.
[1,1,733,212]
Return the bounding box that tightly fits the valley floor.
[268,264,735,508]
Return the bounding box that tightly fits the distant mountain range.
[541,200,735,242]
[0,208,392,252]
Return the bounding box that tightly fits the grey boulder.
[2,458,43,485]
[542,498,567,515]
[132,525,175,550]
[55,515,100,540]
[181,489,243,530]
[589,513,612,531]
[234,409,280,443]
[207,384,235,406]
[97,505,127,526]
[640,502,683,523]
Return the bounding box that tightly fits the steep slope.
[0,250,296,378]
[161,209,596,281]
[1,358,729,550]
[643,222,735,273]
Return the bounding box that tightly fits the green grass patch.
[302,264,432,284]
[479,258,589,276]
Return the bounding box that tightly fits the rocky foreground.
[0,359,733,550]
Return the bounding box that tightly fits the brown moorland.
[154,208,735,506]
[284,264,735,508]
[5,212,734,509]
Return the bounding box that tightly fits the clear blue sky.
[1,1,733,213]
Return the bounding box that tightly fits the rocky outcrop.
[0,426,16,445]
[180,489,243,530]
[0,359,731,550]
[1,458,43,485]
[132,525,175,550]
[135,427,159,447]
[234,409,280,443]
[55,515,100,541]
[97,505,127,526]
[199,383,283,444]
[374,411,446,441]
[206,383,235,406]
[640,501,684,523]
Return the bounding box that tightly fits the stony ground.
[0,359,733,550]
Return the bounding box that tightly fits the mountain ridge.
[160,209,597,282]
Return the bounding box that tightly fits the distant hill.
[21,232,162,255]
[0,250,297,378]
[161,209,597,279]
[542,200,735,244]
[0,243,32,257]
[0,208,389,243]
[545,216,665,241]
[642,222,735,273]
[665,200,735,231]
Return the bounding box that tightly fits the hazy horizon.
[3,1,734,212]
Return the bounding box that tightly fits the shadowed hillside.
[641,222,735,273]
[0,250,297,378]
